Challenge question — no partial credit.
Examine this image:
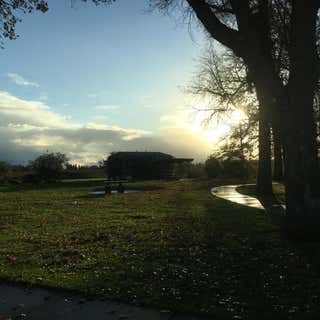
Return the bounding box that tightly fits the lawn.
[237,183,285,205]
[0,179,320,319]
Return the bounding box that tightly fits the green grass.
[0,179,320,319]
[237,183,286,205]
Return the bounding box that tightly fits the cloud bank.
[0,91,212,165]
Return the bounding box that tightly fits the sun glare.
[229,109,246,124]
[182,103,247,144]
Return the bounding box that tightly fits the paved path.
[0,283,209,320]
[211,184,264,210]
[211,184,286,211]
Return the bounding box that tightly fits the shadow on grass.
[237,184,320,241]
[2,179,320,319]
[0,179,166,194]
[0,178,107,193]
[236,184,286,226]
[207,185,320,319]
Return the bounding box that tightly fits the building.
[106,152,193,180]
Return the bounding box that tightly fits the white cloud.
[0,91,68,128]
[7,73,40,88]
[95,105,119,111]
[0,91,213,165]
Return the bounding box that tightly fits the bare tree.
[189,45,276,193]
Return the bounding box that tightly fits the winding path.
[211,184,286,211]
[211,184,265,210]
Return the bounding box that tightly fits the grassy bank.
[0,179,319,319]
[237,183,285,205]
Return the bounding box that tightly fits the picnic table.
[104,180,128,194]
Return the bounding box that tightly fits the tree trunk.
[282,109,320,224]
[256,110,273,195]
[272,125,284,181]
[282,0,320,225]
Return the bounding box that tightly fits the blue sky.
[0,0,219,164]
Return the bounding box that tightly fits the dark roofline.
[171,158,193,163]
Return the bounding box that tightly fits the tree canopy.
[0,0,115,47]
[0,0,48,46]
[30,152,68,182]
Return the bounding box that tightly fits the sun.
[181,103,247,144]
[229,109,246,124]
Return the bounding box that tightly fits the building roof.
[108,151,193,163]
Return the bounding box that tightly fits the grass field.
[237,183,285,205]
[0,179,320,319]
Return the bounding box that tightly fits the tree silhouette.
[152,0,320,223]
[189,46,274,193]
[0,0,114,47]
[31,152,68,182]
[0,0,48,47]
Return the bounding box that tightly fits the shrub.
[0,161,13,183]
[205,156,223,178]
[186,163,207,179]
[222,159,250,179]
[30,152,68,182]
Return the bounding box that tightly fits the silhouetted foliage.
[190,45,274,192]
[0,161,13,183]
[30,152,68,182]
[222,159,250,179]
[205,151,252,179]
[63,164,105,179]
[154,0,320,219]
[185,162,207,179]
[205,156,223,178]
[0,0,117,47]
[0,0,48,47]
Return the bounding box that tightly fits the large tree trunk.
[272,125,284,181]
[256,111,273,195]
[251,70,274,196]
[282,113,320,224]
[282,0,320,224]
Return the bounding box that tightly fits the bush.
[222,159,251,179]
[0,161,13,183]
[204,153,252,179]
[22,173,41,184]
[205,156,223,178]
[186,163,207,179]
[30,152,68,182]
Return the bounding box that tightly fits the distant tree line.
[0,152,105,184]
[0,152,258,185]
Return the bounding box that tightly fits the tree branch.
[186,0,245,56]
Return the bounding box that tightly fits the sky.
[0,0,236,165]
